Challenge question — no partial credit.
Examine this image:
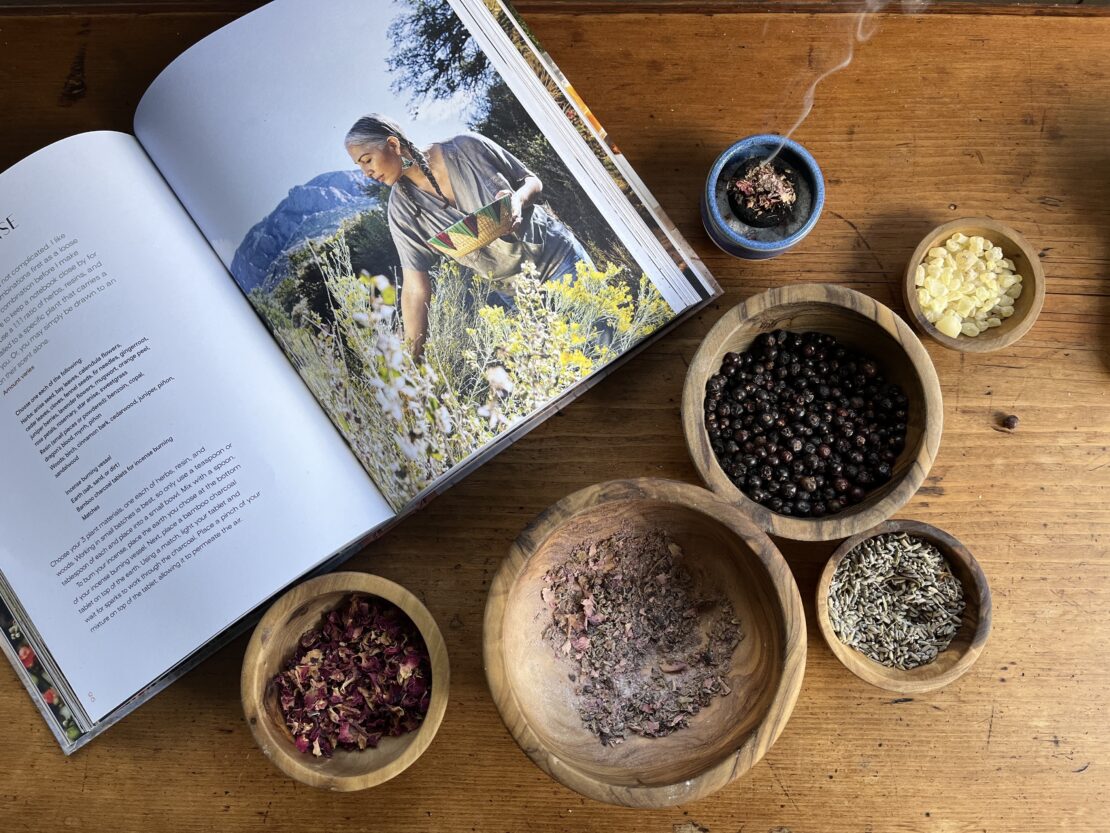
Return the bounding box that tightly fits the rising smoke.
[764,0,929,162]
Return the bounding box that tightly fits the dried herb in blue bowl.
[727,158,799,228]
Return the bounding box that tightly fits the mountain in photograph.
[231,170,380,292]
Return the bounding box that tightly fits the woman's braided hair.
[345,113,449,207]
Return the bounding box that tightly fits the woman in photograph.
[344,113,593,357]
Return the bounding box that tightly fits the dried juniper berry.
[704,330,909,519]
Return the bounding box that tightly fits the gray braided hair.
[344,113,449,207]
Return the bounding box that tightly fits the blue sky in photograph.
[135,0,474,265]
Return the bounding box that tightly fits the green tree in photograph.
[345,203,403,283]
[386,0,494,104]
[288,248,335,325]
[273,277,300,315]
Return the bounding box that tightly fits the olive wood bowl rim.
[681,283,943,542]
[482,477,807,808]
[902,217,1046,353]
[814,519,992,694]
[241,571,450,791]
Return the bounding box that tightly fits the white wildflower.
[485,364,514,398]
[435,405,453,434]
[374,387,404,422]
[397,434,422,461]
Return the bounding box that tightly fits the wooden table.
[2,3,1108,831]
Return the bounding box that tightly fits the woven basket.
[426,193,514,261]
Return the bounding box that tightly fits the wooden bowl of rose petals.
[241,572,449,791]
[483,478,806,808]
[903,218,1045,353]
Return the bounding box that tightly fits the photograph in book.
[219,0,677,511]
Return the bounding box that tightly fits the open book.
[0,0,719,753]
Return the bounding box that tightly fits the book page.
[0,132,393,723]
[134,0,707,513]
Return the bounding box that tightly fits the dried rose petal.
[271,594,432,758]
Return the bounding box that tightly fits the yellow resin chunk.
[936,312,963,338]
[915,232,1023,338]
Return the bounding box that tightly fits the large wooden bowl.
[902,217,1046,353]
[241,572,449,791]
[682,284,943,542]
[483,478,806,808]
[815,519,992,694]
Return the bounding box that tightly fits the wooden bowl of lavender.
[483,478,806,808]
[815,520,992,694]
[241,572,449,791]
[682,283,943,542]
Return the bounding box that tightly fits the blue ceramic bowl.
[701,135,825,260]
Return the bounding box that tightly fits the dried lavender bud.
[827,533,966,670]
[272,595,431,758]
[540,527,743,746]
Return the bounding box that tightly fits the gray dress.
[385,133,589,290]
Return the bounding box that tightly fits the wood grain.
[520,0,1110,13]
[902,217,1047,352]
[240,572,449,791]
[2,1,1109,16]
[815,519,992,693]
[483,478,806,807]
[1,7,1108,833]
[681,284,943,541]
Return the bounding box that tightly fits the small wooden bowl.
[902,218,1046,352]
[483,478,806,808]
[815,519,992,694]
[241,572,449,791]
[681,283,943,542]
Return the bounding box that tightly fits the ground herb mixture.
[272,594,431,758]
[541,527,743,746]
[827,533,966,670]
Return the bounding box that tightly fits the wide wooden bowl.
[241,572,449,791]
[483,478,806,808]
[681,283,943,542]
[815,519,992,694]
[902,217,1046,352]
